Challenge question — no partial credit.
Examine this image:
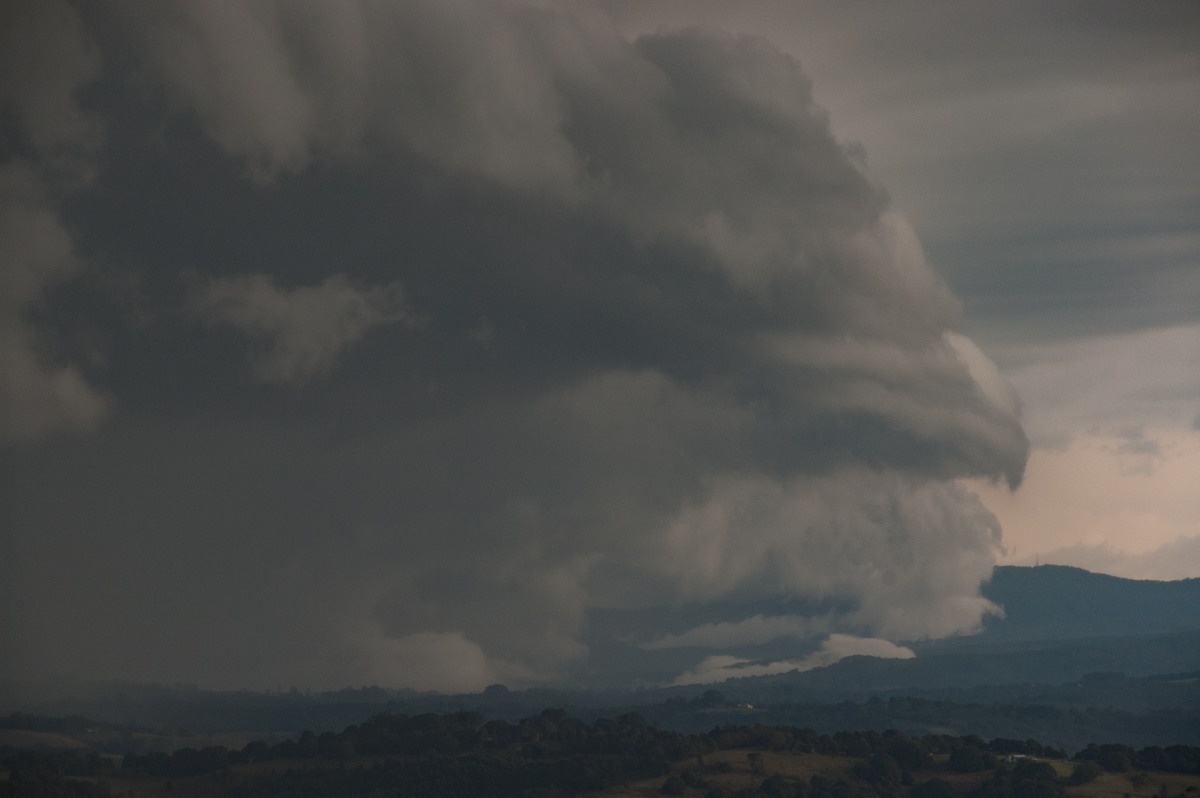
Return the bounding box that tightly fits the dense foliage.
[3,708,1200,797]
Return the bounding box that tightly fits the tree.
[950,746,988,773]
[660,775,687,794]
[911,777,957,798]
[1068,761,1103,785]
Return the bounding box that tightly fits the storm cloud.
[1,0,1028,692]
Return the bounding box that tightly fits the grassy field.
[1066,769,1200,798]
[6,743,1199,798]
[597,748,859,797]
[594,750,1200,798]
[0,729,88,749]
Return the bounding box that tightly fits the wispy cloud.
[643,614,835,651]
[672,634,915,686]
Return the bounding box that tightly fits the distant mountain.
[703,566,1200,703]
[756,628,1200,698]
[576,565,1200,688]
[976,565,1200,643]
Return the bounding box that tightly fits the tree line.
[3,708,1200,797]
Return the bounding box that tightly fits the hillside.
[977,565,1200,643]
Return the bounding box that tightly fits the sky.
[1,0,1197,695]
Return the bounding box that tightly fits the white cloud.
[192,273,421,384]
[672,633,914,686]
[944,331,1021,420]
[642,614,834,650]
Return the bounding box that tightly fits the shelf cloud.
[1,0,1029,692]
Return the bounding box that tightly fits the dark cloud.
[0,0,102,168]
[2,0,1029,692]
[0,162,110,442]
[600,2,1200,347]
[0,0,110,443]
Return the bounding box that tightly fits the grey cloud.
[643,470,1003,642]
[986,325,1200,447]
[0,0,102,170]
[0,164,77,313]
[107,2,318,179]
[0,3,109,443]
[108,0,586,186]
[190,274,420,385]
[1112,425,1163,477]
[0,163,108,443]
[2,0,1029,691]
[603,2,1200,345]
[0,328,109,443]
